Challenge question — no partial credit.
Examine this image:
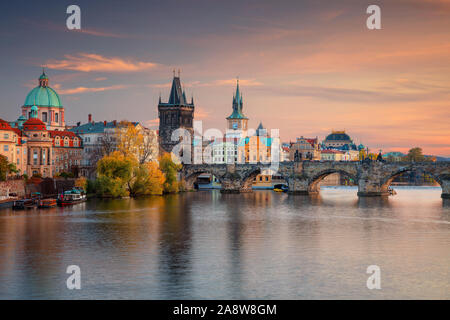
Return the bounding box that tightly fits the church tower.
[158,72,195,153]
[226,79,248,135]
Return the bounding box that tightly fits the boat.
[38,199,57,208]
[57,188,87,206]
[273,184,288,193]
[13,199,33,210]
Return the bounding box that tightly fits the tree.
[0,155,8,181]
[116,121,158,164]
[404,147,425,162]
[96,151,135,197]
[116,121,142,161]
[128,162,165,197]
[159,153,182,193]
[88,129,117,170]
[75,177,87,190]
[0,156,18,181]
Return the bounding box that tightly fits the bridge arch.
[380,166,443,194]
[308,169,358,194]
[240,167,262,192]
[183,169,223,190]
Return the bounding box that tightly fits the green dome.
[24,71,62,108]
[24,86,62,107]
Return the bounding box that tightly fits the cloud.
[145,118,159,128]
[58,85,127,95]
[46,53,158,73]
[71,28,134,39]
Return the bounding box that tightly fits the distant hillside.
[435,156,450,162]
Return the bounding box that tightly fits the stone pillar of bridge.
[220,164,251,193]
[357,162,389,197]
[286,176,310,194]
[441,178,450,199]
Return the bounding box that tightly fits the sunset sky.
[1,0,449,156]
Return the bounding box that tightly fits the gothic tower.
[226,79,248,136]
[158,73,195,153]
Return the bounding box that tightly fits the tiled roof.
[49,130,78,138]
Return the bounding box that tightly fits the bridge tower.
[158,72,195,154]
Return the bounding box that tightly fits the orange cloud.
[58,85,126,95]
[145,118,159,128]
[46,53,158,72]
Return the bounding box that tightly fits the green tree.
[0,155,8,181]
[96,151,135,197]
[404,147,425,162]
[159,153,182,193]
[0,155,17,181]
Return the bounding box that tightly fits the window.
[42,112,47,122]
[3,145,8,151]
[33,151,38,165]
[4,133,9,139]
[55,113,59,123]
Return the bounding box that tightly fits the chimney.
[104,121,107,126]
[113,120,117,126]
[77,122,81,127]
[88,114,92,123]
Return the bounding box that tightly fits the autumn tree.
[128,162,165,197]
[116,121,157,164]
[159,153,182,193]
[404,147,425,162]
[75,177,88,190]
[0,155,17,181]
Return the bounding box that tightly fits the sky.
[0,0,449,156]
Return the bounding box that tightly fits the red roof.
[23,118,46,131]
[306,138,317,146]
[0,118,12,130]
[48,130,78,138]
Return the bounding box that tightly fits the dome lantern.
[39,69,49,87]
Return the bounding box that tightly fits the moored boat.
[57,188,87,206]
[273,184,288,193]
[38,199,57,208]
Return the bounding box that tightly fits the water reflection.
[0,187,449,299]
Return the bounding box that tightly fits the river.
[0,186,449,299]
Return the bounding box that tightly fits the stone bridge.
[180,161,450,198]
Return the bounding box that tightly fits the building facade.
[49,131,82,176]
[289,136,320,161]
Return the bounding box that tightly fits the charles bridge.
[181,161,450,198]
